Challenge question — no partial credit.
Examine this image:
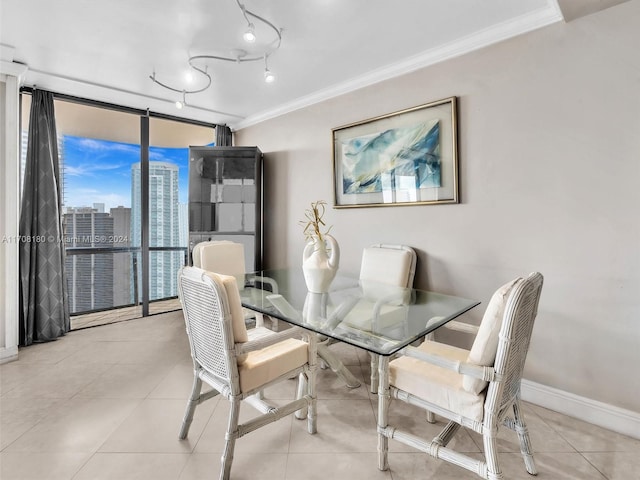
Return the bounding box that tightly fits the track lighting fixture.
[263,55,276,83]
[150,0,282,108]
[243,24,256,43]
[175,91,186,109]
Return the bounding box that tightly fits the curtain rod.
[20,86,222,129]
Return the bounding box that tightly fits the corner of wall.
[0,63,27,361]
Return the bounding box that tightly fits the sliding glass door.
[146,117,214,315]
[20,92,216,328]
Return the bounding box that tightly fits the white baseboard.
[0,345,18,364]
[521,379,640,440]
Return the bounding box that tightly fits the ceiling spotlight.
[243,24,256,43]
[175,91,186,109]
[263,55,275,83]
[184,71,194,83]
[264,69,275,83]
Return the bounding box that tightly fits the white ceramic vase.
[302,292,328,326]
[302,234,340,293]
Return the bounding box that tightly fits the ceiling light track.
[149,0,282,109]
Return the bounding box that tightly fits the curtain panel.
[215,125,233,146]
[19,90,70,345]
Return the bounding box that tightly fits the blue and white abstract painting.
[341,120,440,194]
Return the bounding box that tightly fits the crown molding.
[232,1,563,131]
[0,60,28,78]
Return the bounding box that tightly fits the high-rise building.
[131,162,182,301]
[64,206,114,313]
[110,206,133,306]
[20,130,64,204]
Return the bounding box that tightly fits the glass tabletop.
[240,269,480,356]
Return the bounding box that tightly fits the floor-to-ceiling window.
[145,116,213,315]
[20,92,216,328]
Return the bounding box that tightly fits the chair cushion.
[462,277,522,394]
[360,247,413,287]
[238,338,308,393]
[360,280,411,306]
[204,272,248,344]
[342,299,407,331]
[200,242,246,289]
[192,240,233,268]
[390,340,485,422]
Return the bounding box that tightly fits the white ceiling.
[1,0,564,129]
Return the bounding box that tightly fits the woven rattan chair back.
[178,267,236,391]
[489,272,544,421]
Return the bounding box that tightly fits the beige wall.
[236,1,640,413]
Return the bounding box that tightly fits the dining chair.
[177,266,317,480]
[195,240,278,329]
[358,244,416,393]
[323,244,417,392]
[377,272,544,480]
[191,239,233,269]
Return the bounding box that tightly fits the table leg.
[370,353,378,394]
[295,372,308,420]
[377,355,390,471]
[316,343,361,388]
[306,331,317,433]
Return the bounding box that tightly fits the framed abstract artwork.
[332,96,458,208]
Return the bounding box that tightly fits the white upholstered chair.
[355,244,417,393]
[360,244,417,290]
[319,244,416,391]
[177,266,317,480]
[192,240,232,269]
[377,272,544,480]
[194,240,277,329]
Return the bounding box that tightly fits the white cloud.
[64,191,130,211]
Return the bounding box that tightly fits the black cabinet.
[188,146,263,270]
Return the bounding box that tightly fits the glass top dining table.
[240,268,480,357]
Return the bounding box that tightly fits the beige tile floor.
[2,310,639,480]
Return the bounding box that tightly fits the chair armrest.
[398,345,499,382]
[266,294,301,321]
[372,294,405,314]
[250,275,279,294]
[369,287,412,331]
[326,296,360,329]
[441,320,479,335]
[235,326,306,356]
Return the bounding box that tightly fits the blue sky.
[62,135,193,211]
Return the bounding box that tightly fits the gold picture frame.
[332,96,458,208]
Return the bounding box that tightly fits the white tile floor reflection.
[2,311,639,479]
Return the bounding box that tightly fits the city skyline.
[57,134,197,312]
[62,134,191,211]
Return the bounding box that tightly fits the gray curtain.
[216,125,233,146]
[19,90,69,345]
